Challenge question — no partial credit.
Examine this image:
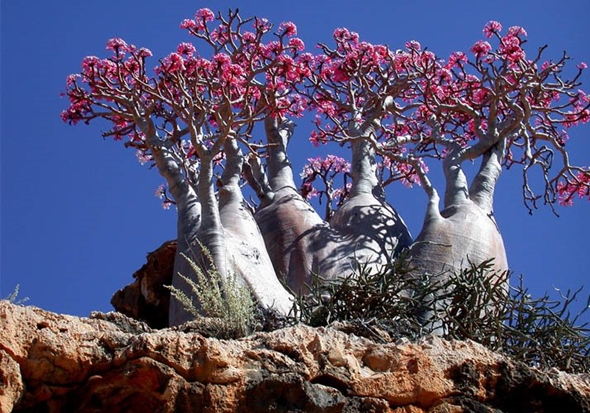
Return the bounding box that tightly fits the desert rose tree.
[291,21,589,325]
[63,9,590,328]
[61,9,310,324]
[400,23,589,323]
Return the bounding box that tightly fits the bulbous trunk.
[218,138,293,315]
[408,142,509,329]
[331,139,413,266]
[254,117,350,292]
[168,191,202,326]
[252,119,412,293]
[409,202,508,277]
[137,124,203,326]
[168,155,227,326]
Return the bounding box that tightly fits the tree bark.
[253,117,342,292]
[136,120,202,326]
[407,142,508,329]
[331,138,413,266]
[253,118,413,293]
[218,138,293,315]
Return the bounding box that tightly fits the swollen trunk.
[408,143,509,328]
[331,139,413,266]
[218,139,293,315]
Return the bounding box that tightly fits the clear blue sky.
[2,1,589,322]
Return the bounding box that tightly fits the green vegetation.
[291,257,590,373]
[166,244,256,339]
[167,243,589,373]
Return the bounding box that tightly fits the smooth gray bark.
[218,138,293,315]
[331,139,413,266]
[252,118,412,293]
[134,119,202,326]
[407,142,509,328]
[253,117,344,292]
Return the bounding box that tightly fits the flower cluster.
[61,14,589,211]
[300,155,351,212]
[557,171,590,206]
[154,184,175,209]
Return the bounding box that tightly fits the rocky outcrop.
[111,241,176,329]
[1,301,589,413]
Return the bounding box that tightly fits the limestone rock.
[1,301,589,413]
[111,240,176,329]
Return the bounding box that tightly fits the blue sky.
[2,0,589,322]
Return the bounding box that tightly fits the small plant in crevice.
[166,244,256,339]
[290,256,590,374]
[3,284,29,305]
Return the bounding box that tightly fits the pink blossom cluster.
[557,171,590,206]
[300,155,351,202]
[180,8,215,32]
[154,184,174,209]
[301,154,351,178]
[471,21,528,63]
[61,13,590,210]
[61,9,312,146]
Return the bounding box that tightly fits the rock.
[111,241,176,329]
[1,301,589,413]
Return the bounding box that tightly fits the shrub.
[292,256,590,373]
[166,244,256,339]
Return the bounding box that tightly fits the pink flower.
[557,171,590,205]
[405,40,421,51]
[288,94,308,118]
[211,25,230,43]
[309,130,325,147]
[212,53,231,66]
[66,74,80,86]
[261,41,282,58]
[498,36,525,62]
[81,55,100,73]
[242,31,256,43]
[196,8,215,22]
[333,28,359,44]
[254,17,272,33]
[165,52,185,73]
[106,38,130,55]
[177,42,196,56]
[325,154,350,173]
[471,40,492,57]
[447,51,467,68]
[154,184,166,198]
[436,67,453,83]
[302,183,319,200]
[577,62,588,70]
[136,150,151,165]
[180,19,196,30]
[124,58,140,74]
[332,183,352,201]
[483,21,502,38]
[288,37,305,51]
[279,21,297,37]
[314,96,337,116]
[137,47,153,58]
[221,63,245,83]
[507,26,528,37]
